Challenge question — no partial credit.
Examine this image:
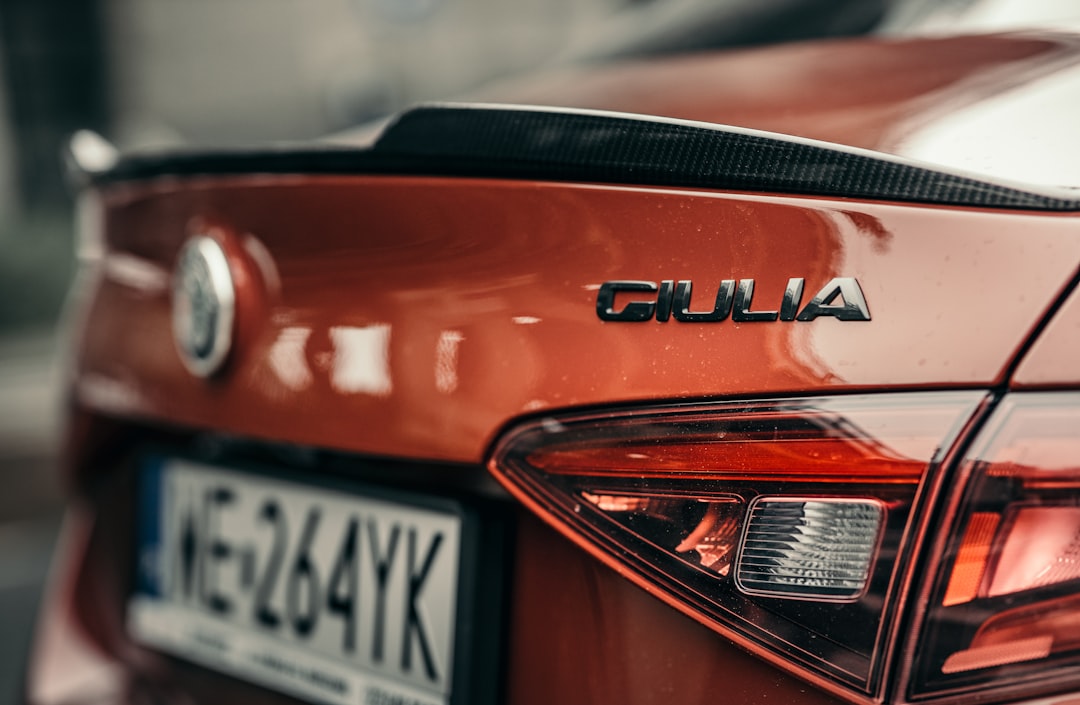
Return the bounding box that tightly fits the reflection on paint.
[512,316,542,325]
[68,129,118,173]
[77,374,144,414]
[898,62,1080,187]
[242,234,281,296]
[268,327,312,391]
[435,330,464,394]
[329,325,392,396]
[902,0,1080,34]
[104,254,168,293]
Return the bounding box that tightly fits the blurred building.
[94,0,613,150]
[2,0,630,216]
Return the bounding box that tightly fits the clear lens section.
[490,393,982,695]
[911,393,1080,699]
[737,499,882,600]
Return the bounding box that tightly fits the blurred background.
[0,0,1065,703]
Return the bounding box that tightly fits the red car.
[25,21,1080,705]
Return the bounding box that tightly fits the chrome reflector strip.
[736,499,883,601]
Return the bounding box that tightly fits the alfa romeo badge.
[172,235,235,377]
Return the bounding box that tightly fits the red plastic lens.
[489,393,982,698]
[987,506,1080,596]
[910,393,1080,700]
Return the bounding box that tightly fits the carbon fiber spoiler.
[72,103,1080,211]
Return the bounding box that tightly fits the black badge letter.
[732,279,779,322]
[596,281,658,321]
[672,280,735,322]
[797,277,871,321]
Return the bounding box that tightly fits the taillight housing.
[489,393,984,700]
[908,393,1080,701]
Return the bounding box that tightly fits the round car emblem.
[172,235,235,377]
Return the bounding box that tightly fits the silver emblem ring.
[172,235,236,377]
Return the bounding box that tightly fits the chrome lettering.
[779,278,805,321]
[673,280,734,322]
[732,279,779,322]
[597,277,870,322]
[796,277,871,321]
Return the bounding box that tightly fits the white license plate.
[129,457,463,705]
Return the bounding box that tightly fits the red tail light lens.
[489,393,983,698]
[910,393,1080,700]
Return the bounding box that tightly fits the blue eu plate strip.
[136,456,166,598]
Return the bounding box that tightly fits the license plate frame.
[128,454,503,705]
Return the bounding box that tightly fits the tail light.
[908,393,1080,701]
[489,392,984,700]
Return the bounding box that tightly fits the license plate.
[129,457,463,705]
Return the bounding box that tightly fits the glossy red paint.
[72,176,1080,474]
[1013,282,1080,388]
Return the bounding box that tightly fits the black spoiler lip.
[74,102,1080,211]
